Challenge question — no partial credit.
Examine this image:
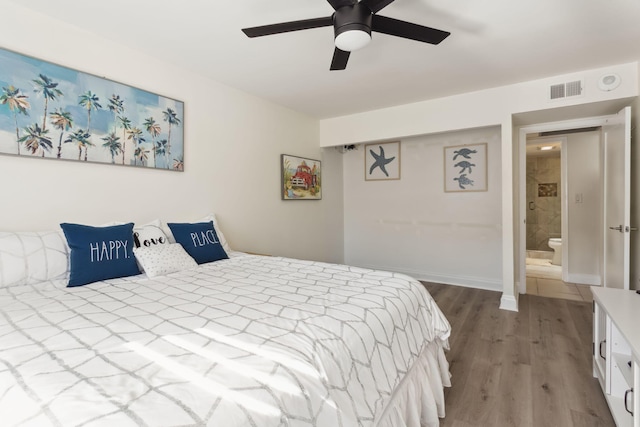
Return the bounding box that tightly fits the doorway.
[523,133,598,301]
[518,115,615,300]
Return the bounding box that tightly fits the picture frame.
[0,47,184,171]
[281,154,322,200]
[364,141,401,181]
[444,143,487,192]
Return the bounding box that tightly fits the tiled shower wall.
[526,154,561,251]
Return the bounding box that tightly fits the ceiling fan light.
[335,29,371,52]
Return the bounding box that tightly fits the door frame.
[602,106,632,289]
[518,115,612,295]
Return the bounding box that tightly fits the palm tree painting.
[126,127,146,165]
[155,138,168,166]
[19,123,52,157]
[143,117,160,167]
[0,47,184,170]
[101,132,121,164]
[50,109,73,159]
[107,94,124,133]
[0,85,31,155]
[32,74,62,131]
[78,91,101,134]
[65,129,93,161]
[162,107,181,169]
[118,115,132,165]
[134,145,150,165]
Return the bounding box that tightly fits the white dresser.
[592,287,640,427]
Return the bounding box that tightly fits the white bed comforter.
[0,252,451,427]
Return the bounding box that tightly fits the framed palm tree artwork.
[0,47,184,171]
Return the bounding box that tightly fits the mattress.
[0,252,451,426]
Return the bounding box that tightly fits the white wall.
[343,127,502,290]
[566,131,601,284]
[320,63,638,147]
[322,62,638,308]
[0,2,343,263]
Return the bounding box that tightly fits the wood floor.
[423,282,615,427]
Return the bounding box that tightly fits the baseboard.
[565,273,601,286]
[350,262,503,292]
[499,294,518,312]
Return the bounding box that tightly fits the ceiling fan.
[242,0,450,71]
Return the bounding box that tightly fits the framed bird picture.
[444,143,488,192]
[364,141,401,181]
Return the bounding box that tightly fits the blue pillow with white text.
[60,222,141,287]
[167,221,228,264]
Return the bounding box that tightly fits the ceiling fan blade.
[330,47,350,70]
[361,0,396,14]
[372,15,450,44]
[242,17,333,38]
[327,0,357,10]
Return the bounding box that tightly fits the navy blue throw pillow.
[167,221,228,265]
[60,222,141,287]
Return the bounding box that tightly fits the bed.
[0,221,451,427]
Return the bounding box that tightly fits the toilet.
[548,238,562,266]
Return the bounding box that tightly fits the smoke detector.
[598,73,621,91]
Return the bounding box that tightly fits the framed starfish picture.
[364,141,401,181]
[444,143,488,192]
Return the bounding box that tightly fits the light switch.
[575,193,583,203]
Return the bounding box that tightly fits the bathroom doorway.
[519,121,605,302]
[525,136,564,272]
[524,136,582,300]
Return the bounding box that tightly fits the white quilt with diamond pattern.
[0,252,451,427]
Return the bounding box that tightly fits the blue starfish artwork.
[369,146,396,177]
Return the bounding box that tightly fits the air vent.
[550,84,565,99]
[566,80,582,97]
[549,80,583,100]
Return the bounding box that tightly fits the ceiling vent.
[549,80,583,100]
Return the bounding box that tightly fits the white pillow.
[0,231,69,287]
[133,243,197,277]
[133,219,169,249]
[163,213,231,253]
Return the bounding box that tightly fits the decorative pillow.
[0,231,69,287]
[60,222,141,287]
[202,214,231,253]
[167,221,228,264]
[133,219,169,248]
[163,213,231,253]
[133,243,198,277]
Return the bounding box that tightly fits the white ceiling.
[11,0,640,119]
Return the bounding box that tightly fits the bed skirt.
[376,340,451,427]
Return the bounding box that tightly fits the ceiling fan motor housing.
[334,4,373,45]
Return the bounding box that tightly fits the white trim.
[566,273,601,286]
[561,137,569,282]
[351,263,503,292]
[499,294,518,312]
[518,116,612,301]
[518,127,527,296]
